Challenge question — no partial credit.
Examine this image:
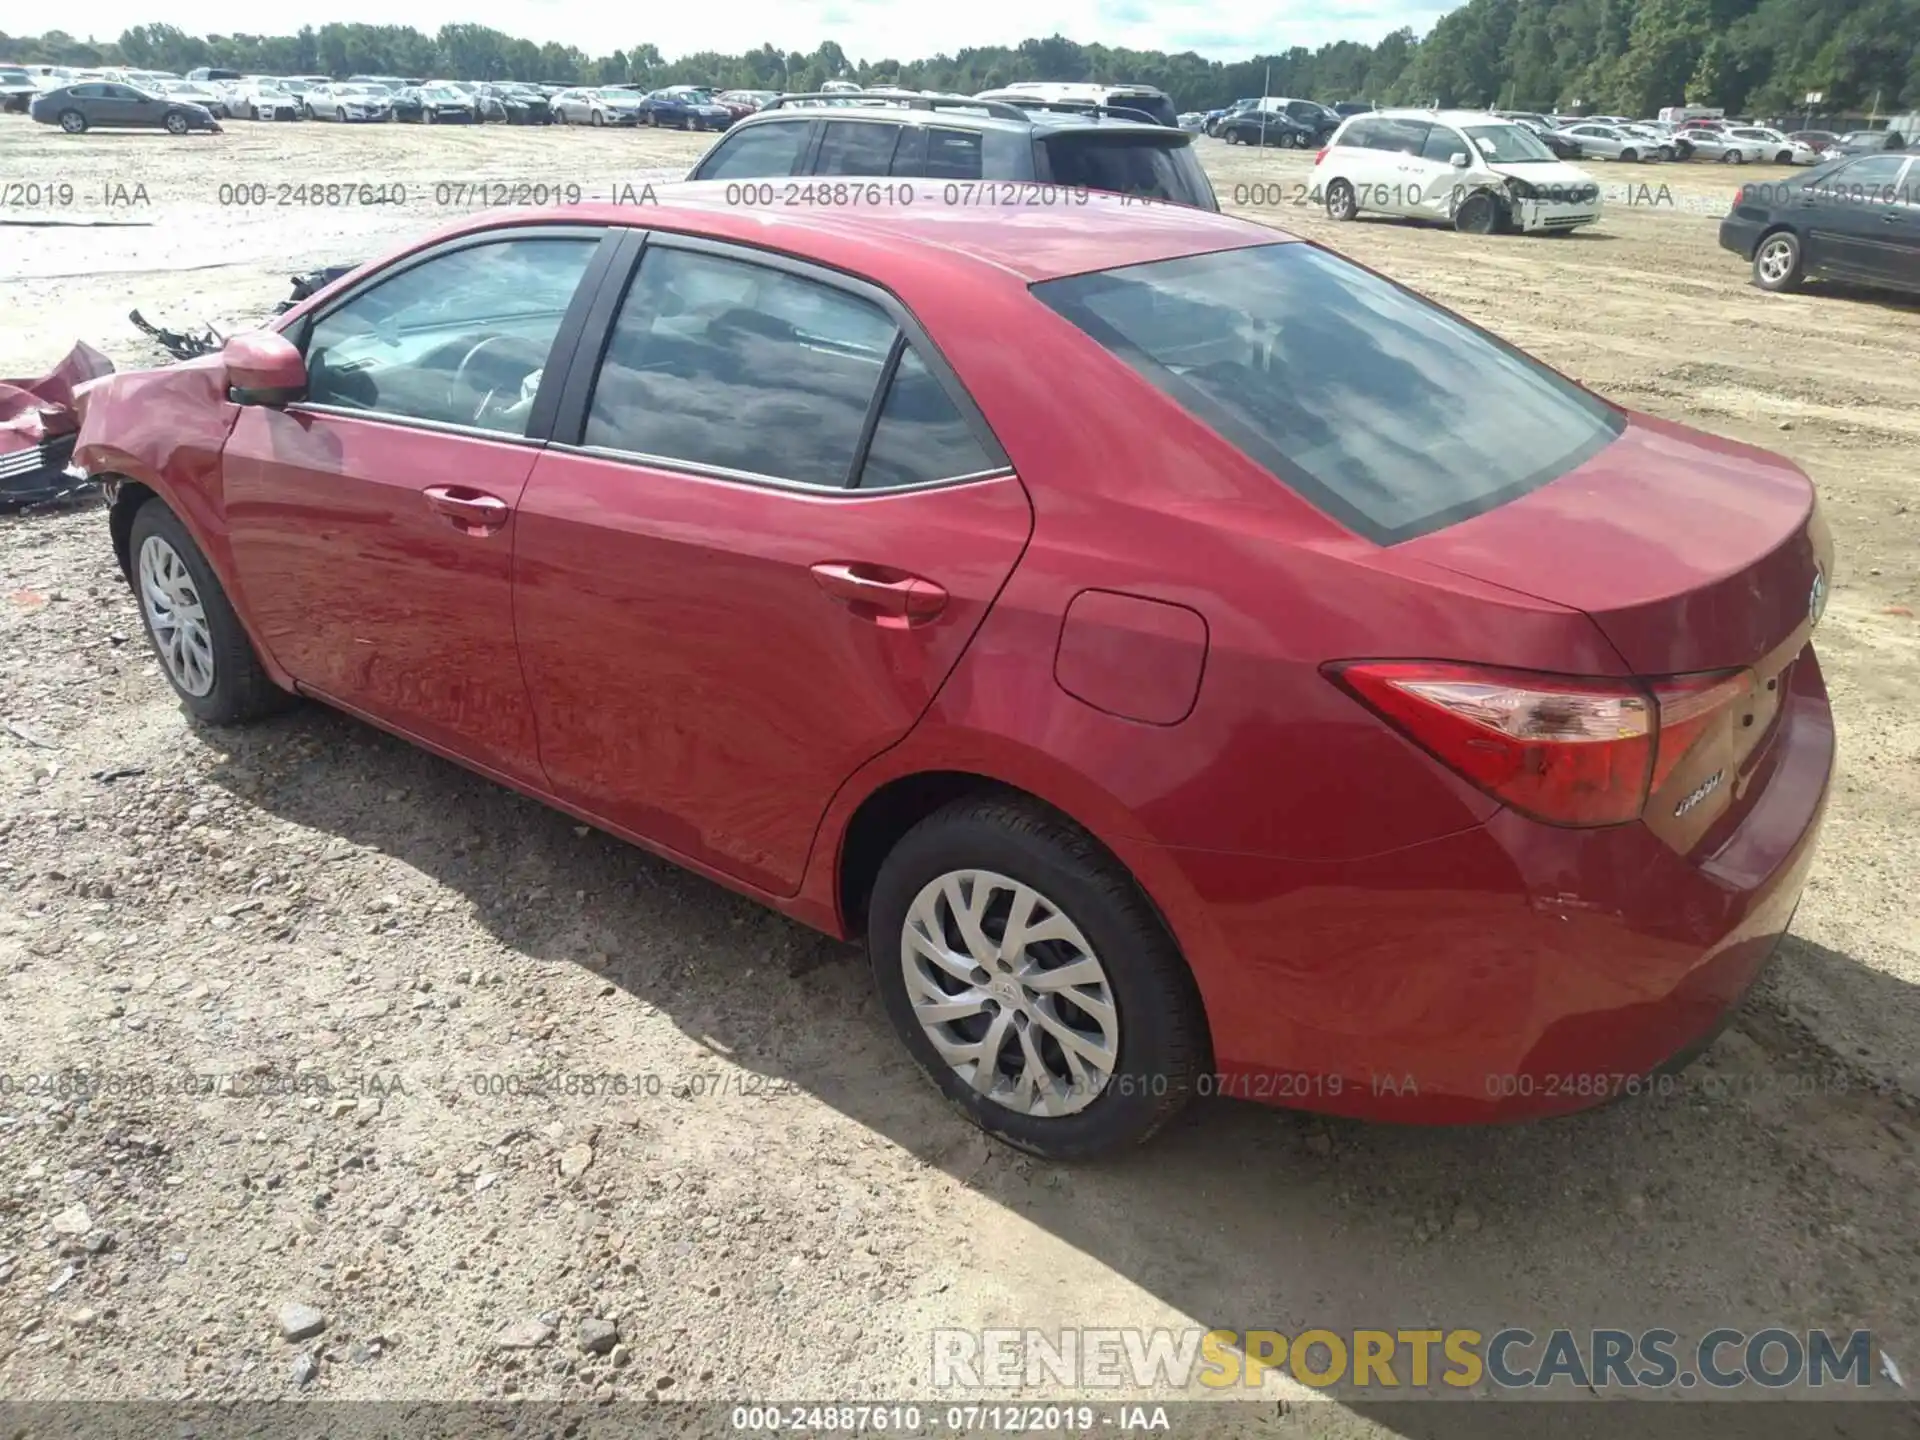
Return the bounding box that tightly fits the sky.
[51,0,1458,63]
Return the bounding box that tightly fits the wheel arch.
[827,764,1215,1066]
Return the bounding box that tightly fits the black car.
[685,93,1219,209]
[1218,108,1318,148]
[29,82,221,135]
[391,84,476,124]
[1,65,40,114]
[474,83,551,124]
[1510,115,1584,159]
[1219,97,1338,148]
[1719,152,1919,297]
[1330,100,1376,117]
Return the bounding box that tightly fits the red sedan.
[73,188,1834,1157]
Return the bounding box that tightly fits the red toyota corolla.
[73,187,1833,1158]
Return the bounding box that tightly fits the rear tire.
[1325,177,1358,221]
[127,501,291,727]
[1752,228,1805,293]
[867,796,1206,1160]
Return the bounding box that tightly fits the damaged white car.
[1311,109,1603,235]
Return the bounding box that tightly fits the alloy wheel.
[1756,235,1797,285]
[900,869,1119,1117]
[138,534,216,697]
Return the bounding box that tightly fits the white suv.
[1310,109,1603,234]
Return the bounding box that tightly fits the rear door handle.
[810,562,947,626]
[424,485,510,534]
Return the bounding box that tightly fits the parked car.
[1833,129,1907,155]
[74,187,1836,1157]
[686,93,1218,210]
[0,65,40,113]
[1720,152,1919,296]
[1244,96,1342,145]
[640,86,735,131]
[228,78,302,122]
[1510,115,1583,159]
[1216,107,1319,148]
[1330,100,1377,117]
[1316,110,1603,233]
[185,66,244,84]
[29,81,220,135]
[151,78,230,116]
[1790,130,1842,154]
[548,86,643,126]
[473,83,551,124]
[1615,123,1681,160]
[717,89,778,117]
[391,84,476,124]
[1204,98,1258,136]
[1725,126,1820,165]
[302,82,394,123]
[1554,121,1662,162]
[976,80,1179,128]
[1674,125,1771,163]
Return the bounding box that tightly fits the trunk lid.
[1398,413,1832,848]
[1398,413,1826,675]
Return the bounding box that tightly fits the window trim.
[277,222,625,446]
[545,228,1013,496]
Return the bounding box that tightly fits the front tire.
[1620,147,1639,163]
[164,111,189,135]
[58,109,87,133]
[868,796,1206,1160]
[1325,177,1359,221]
[1752,228,1805,292]
[1454,191,1505,234]
[128,502,290,726]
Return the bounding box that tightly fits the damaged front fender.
[0,341,115,508]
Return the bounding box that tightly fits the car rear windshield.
[1032,242,1623,544]
[1040,133,1218,209]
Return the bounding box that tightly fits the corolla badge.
[1674,769,1725,818]
[1808,567,1827,626]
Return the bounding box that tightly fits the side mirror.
[224,329,306,406]
[1450,152,1470,167]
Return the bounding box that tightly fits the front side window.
[814,121,902,175]
[302,236,598,434]
[695,120,809,179]
[1033,241,1623,545]
[583,247,898,487]
[1462,124,1555,162]
[1419,126,1463,163]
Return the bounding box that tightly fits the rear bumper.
[1719,213,1766,259]
[1131,648,1835,1123]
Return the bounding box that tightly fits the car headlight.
[1506,178,1539,199]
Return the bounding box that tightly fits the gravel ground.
[1,116,1918,1428]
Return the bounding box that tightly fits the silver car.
[304,82,393,122]
[1554,122,1662,162]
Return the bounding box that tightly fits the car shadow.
[1798,280,1920,313]
[202,706,1919,1431]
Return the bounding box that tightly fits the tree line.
[3,9,1914,120]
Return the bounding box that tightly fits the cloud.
[57,0,1451,61]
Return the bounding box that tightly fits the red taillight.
[1648,669,1751,790]
[1329,661,1651,825]
[1329,661,1758,827]
[1314,147,1328,163]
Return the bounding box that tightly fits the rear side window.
[696,120,809,179]
[858,347,999,488]
[924,127,985,179]
[814,121,902,175]
[1032,242,1623,545]
[1339,118,1385,149]
[582,247,898,487]
[1041,134,1217,209]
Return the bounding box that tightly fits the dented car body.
[70,195,1833,1154]
[1,343,114,506]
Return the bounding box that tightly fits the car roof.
[1363,109,1518,125]
[732,100,1172,137]
[389,185,1286,290]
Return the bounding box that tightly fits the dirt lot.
[2,116,1918,1428]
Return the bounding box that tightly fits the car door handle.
[423,485,510,534]
[810,562,947,625]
